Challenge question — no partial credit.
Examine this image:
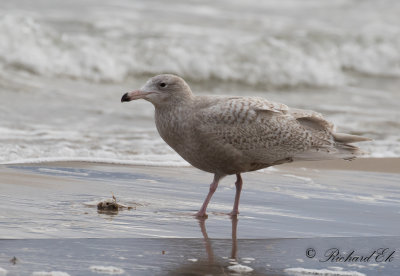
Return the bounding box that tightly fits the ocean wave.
[1,14,400,87]
[2,157,190,167]
[0,124,188,166]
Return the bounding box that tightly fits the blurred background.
[1,0,399,165]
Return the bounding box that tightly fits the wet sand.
[281,158,400,173]
[0,159,399,275]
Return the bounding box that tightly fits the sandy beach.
[0,158,399,275]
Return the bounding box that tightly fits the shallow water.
[1,236,399,275]
[0,0,399,164]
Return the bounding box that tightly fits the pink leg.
[229,174,243,216]
[196,174,223,218]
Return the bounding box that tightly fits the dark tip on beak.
[121,92,130,103]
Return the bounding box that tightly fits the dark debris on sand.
[97,193,134,214]
[9,256,18,265]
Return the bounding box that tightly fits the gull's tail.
[294,133,372,161]
[333,133,372,144]
[332,133,372,160]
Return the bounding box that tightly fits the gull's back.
[155,92,369,175]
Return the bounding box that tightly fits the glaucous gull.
[121,74,370,217]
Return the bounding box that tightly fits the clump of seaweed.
[10,256,18,265]
[97,193,133,214]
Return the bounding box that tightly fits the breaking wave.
[1,14,400,88]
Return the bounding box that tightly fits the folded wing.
[194,97,369,166]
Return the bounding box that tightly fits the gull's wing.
[194,96,364,167]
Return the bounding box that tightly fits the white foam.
[227,264,254,273]
[32,272,70,276]
[283,174,314,184]
[0,125,190,166]
[284,267,365,276]
[347,264,365,269]
[2,156,189,167]
[187,258,198,262]
[89,266,124,274]
[241,257,255,261]
[1,12,400,87]
[0,267,7,275]
[258,167,280,173]
[258,209,333,222]
[328,267,344,271]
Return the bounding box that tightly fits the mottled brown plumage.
[121,74,370,217]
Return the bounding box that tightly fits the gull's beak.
[121,90,152,102]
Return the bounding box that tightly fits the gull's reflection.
[230,216,238,260]
[197,217,215,263]
[169,217,264,275]
[197,216,239,262]
[171,217,240,275]
[198,216,238,264]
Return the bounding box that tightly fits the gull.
[121,74,370,217]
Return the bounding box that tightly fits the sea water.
[0,0,399,165]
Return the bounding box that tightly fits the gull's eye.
[159,82,167,88]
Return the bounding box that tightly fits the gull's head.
[121,74,193,106]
